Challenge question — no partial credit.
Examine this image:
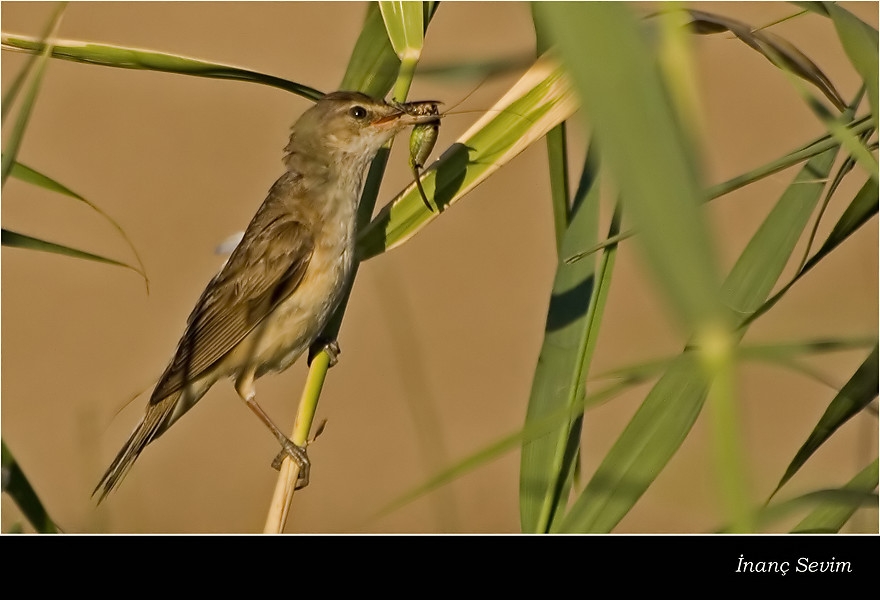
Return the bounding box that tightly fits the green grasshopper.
[397,100,442,212]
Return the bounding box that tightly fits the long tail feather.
[93,392,180,503]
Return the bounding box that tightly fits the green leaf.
[1,3,67,122]
[823,2,879,127]
[1,3,67,186]
[519,151,614,533]
[685,8,846,111]
[741,175,878,330]
[559,129,841,533]
[9,161,149,289]
[2,228,142,275]
[564,116,875,265]
[1,32,324,101]
[536,2,721,334]
[771,346,878,499]
[1,440,58,533]
[791,459,879,533]
[340,3,403,98]
[379,1,424,61]
[357,54,578,260]
[379,1,425,101]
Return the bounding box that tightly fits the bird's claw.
[271,438,310,490]
[308,339,340,367]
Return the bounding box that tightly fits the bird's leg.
[236,378,310,489]
[308,338,341,367]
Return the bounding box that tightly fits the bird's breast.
[246,194,357,377]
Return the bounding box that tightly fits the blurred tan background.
[2,2,876,533]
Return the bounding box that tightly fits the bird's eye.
[349,106,368,120]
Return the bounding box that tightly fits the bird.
[94,91,437,501]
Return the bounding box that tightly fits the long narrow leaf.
[564,116,875,265]
[1,32,324,101]
[340,2,402,98]
[770,346,878,498]
[823,3,879,127]
[741,176,878,329]
[537,3,721,333]
[2,228,141,274]
[686,8,846,111]
[1,4,67,186]
[379,1,424,102]
[1,4,67,122]
[1,441,58,533]
[9,161,149,288]
[357,54,577,260]
[560,136,841,533]
[520,149,601,533]
[791,458,879,533]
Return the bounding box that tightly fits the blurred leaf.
[798,120,872,272]
[537,2,721,334]
[416,55,536,80]
[519,151,611,533]
[1,3,67,122]
[532,2,571,250]
[2,228,142,275]
[9,161,149,288]
[1,3,67,186]
[791,459,879,533]
[823,2,879,127]
[564,116,875,264]
[559,130,841,533]
[717,487,877,533]
[357,53,578,259]
[1,32,324,101]
[1,440,58,533]
[686,8,846,111]
[797,89,877,181]
[741,175,878,329]
[770,346,878,499]
[373,377,634,523]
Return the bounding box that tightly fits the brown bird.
[95,91,437,501]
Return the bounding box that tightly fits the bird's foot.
[308,338,340,367]
[271,438,311,489]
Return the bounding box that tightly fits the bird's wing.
[151,217,314,402]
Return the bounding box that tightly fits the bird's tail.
[93,391,181,503]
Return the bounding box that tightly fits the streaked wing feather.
[151,218,314,401]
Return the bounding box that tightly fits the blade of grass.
[685,8,846,111]
[532,2,572,251]
[1,440,58,533]
[371,377,635,524]
[537,2,722,333]
[565,114,873,264]
[519,146,609,532]
[1,3,67,186]
[2,228,141,275]
[9,160,149,289]
[559,138,842,533]
[791,458,878,533]
[716,487,877,532]
[823,2,879,127]
[357,53,577,259]
[379,1,424,101]
[769,346,878,500]
[797,117,871,273]
[740,175,878,330]
[1,4,68,122]
[1,32,324,101]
